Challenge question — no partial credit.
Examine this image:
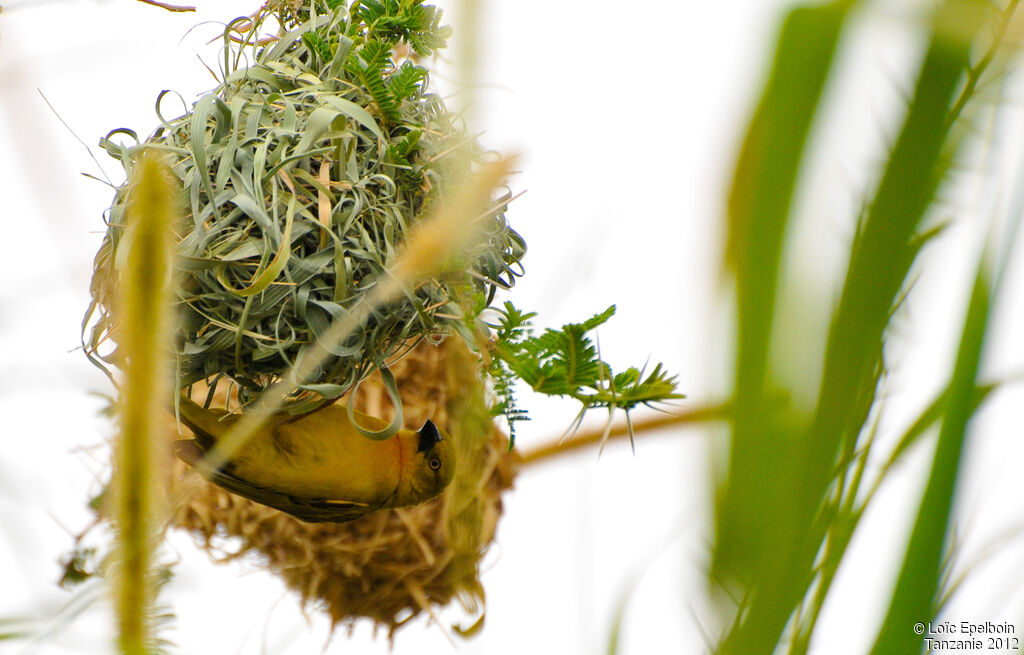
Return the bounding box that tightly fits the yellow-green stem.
[114,149,176,655]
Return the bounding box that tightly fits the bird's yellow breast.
[224,405,403,505]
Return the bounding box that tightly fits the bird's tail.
[173,438,205,466]
[172,395,236,450]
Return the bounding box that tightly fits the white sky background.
[3,1,1024,654]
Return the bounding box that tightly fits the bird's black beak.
[417,420,441,453]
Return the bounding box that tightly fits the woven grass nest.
[81,0,525,637]
[169,338,520,635]
[83,0,525,409]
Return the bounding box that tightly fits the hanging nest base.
[167,338,519,636]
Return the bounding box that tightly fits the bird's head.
[396,419,456,506]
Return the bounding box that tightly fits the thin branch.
[945,0,1020,129]
[519,401,729,466]
[136,0,196,12]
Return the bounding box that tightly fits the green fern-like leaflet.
[489,302,683,447]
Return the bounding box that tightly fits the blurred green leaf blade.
[870,256,993,652]
[714,2,853,652]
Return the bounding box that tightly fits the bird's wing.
[270,498,378,523]
[173,439,377,524]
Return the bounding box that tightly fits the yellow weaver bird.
[173,396,456,523]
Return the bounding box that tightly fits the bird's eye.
[428,457,441,471]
